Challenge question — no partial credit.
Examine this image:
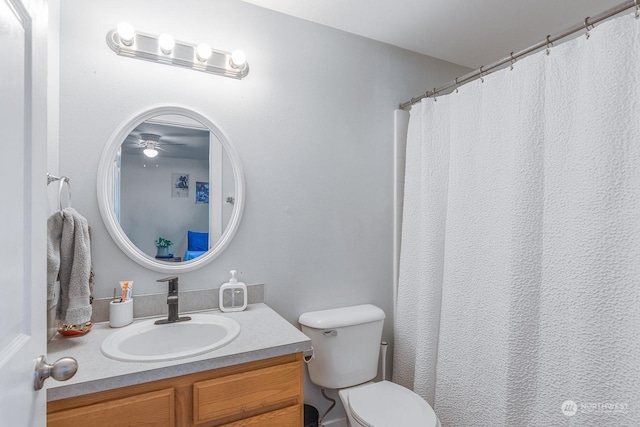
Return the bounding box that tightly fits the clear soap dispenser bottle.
[219,270,247,312]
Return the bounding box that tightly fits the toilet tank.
[298,304,385,389]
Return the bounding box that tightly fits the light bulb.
[143,141,159,158]
[230,50,246,69]
[196,43,212,62]
[116,22,135,46]
[158,33,175,54]
[143,147,158,158]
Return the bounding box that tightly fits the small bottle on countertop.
[219,270,247,312]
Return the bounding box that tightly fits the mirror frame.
[97,105,245,273]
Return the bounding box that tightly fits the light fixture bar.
[106,28,249,79]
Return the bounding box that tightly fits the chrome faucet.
[155,276,191,325]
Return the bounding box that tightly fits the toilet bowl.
[339,381,440,427]
[298,304,440,427]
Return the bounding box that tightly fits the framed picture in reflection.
[195,181,209,204]
[171,173,189,198]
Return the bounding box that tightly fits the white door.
[0,0,48,425]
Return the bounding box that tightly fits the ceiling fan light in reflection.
[143,143,158,158]
[140,133,160,158]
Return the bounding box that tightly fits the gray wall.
[58,0,469,419]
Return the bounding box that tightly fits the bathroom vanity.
[46,304,311,427]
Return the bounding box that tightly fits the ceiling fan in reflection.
[123,127,200,159]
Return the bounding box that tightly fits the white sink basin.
[101,313,241,362]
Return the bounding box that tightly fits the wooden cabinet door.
[193,361,302,425]
[220,405,302,427]
[47,388,175,427]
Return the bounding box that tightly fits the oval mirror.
[97,105,245,273]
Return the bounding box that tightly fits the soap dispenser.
[219,270,247,312]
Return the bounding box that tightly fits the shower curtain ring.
[454,78,459,93]
[635,0,640,19]
[546,35,553,55]
[510,52,516,70]
[584,17,592,39]
[432,88,438,101]
[479,66,485,83]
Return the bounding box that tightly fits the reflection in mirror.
[97,106,244,273]
[117,115,232,261]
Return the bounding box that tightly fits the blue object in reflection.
[185,230,208,260]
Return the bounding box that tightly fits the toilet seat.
[348,381,439,427]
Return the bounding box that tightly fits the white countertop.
[46,303,311,401]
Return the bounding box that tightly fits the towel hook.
[510,52,516,70]
[584,17,593,39]
[546,35,553,55]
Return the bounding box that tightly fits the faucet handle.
[157,276,179,293]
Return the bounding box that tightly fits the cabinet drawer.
[48,388,174,427]
[193,361,302,425]
[220,404,302,427]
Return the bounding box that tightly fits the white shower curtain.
[394,12,640,427]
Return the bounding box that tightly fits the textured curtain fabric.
[394,12,640,427]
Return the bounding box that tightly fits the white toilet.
[299,304,440,427]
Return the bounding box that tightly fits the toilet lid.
[348,381,439,427]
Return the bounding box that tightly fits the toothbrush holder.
[109,299,133,328]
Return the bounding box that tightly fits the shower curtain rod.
[399,0,639,110]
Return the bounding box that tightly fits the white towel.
[47,207,92,325]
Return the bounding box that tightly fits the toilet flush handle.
[323,330,337,337]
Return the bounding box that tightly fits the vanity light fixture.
[106,23,249,79]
